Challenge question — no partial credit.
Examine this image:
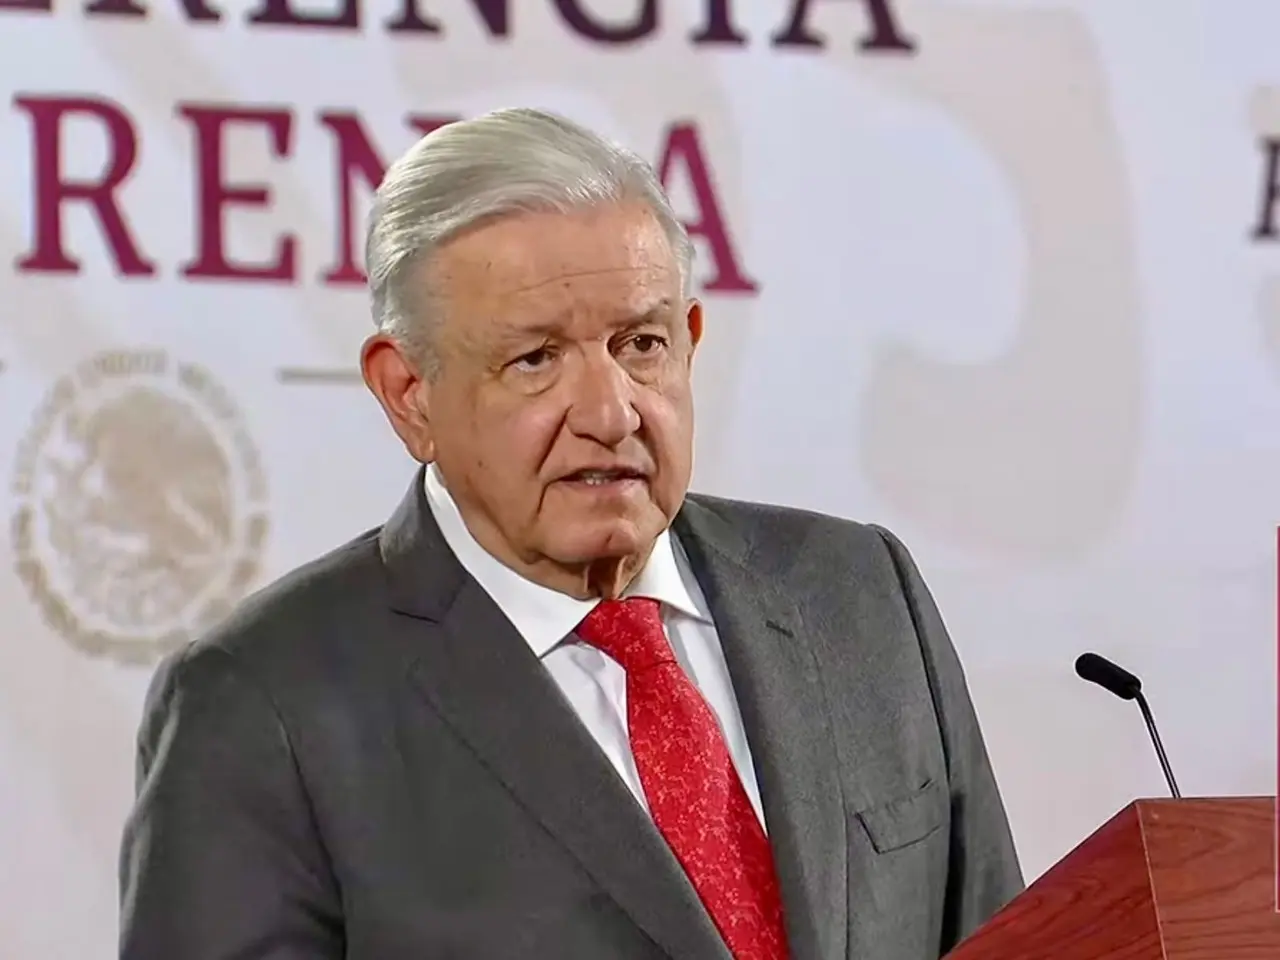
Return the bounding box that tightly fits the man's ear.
[685,299,704,360]
[361,334,435,462]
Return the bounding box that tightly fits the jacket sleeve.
[119,644,343,960]
[873,525,1025,952]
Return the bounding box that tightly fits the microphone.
[1074,652,1181,798]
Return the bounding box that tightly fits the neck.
[582,553,649,600]
[507,544,653,600]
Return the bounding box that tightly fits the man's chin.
[549,520,657,566]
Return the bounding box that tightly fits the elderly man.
[119,108,1023,960]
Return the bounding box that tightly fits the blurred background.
[0,0,1275,955]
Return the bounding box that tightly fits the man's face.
[410,202,701,596]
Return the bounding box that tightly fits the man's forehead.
[435,204,677,292]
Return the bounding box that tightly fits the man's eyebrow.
[482,298,678,351]
[620,299,676,327]
[492,321,560,342]
[480,318,566,352]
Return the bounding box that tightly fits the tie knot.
[577,597,675,673]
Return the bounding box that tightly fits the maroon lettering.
[320,113,458,285]
[319,112,384,285]
[0,0,51,11]
[772,0,915,53]
[179,105,295,281]
[14,100,757,291]
[690,0,746,45]
[554,0,654,44]
[407,115,457,137]
[657,122,756,293]
[83,0,220,22]
[247,0,356,29]
[385,0,508,36]
[15,96,156,277]
[1253,138,1280,240]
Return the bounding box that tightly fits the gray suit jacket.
[119,471,1023,960]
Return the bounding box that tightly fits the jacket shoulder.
[684,490,896,553]
[681,491,930,601]
[148,526,391,704]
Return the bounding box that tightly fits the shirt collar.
[423,464,709,658]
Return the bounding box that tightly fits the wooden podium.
[945,797,1279,959]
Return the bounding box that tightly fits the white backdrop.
[1,0,1276,956]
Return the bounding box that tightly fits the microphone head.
[1075,652,1142,701]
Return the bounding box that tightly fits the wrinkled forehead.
[428,203,682,336]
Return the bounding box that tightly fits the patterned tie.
[577,597,789,960]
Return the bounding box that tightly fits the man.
[119,107,1023,960]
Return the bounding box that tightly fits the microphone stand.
[1134,692,1180,798]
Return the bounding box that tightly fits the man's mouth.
[560,468,646,487]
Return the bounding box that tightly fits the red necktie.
[577,597,789,960]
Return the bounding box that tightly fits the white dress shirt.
[423,464,767,830]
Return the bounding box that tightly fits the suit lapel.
[380,471,732,960]
[675,497,850,960]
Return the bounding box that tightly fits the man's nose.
[565,355,641,446]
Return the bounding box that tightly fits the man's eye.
[512,347,554,370]
[627,334,668,355]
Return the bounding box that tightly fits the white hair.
[365,107,694,374]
